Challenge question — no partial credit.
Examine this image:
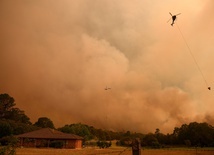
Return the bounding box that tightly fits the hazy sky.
[1,0,214,133]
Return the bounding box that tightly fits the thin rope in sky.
[175,23,210,90]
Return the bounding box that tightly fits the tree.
[154,129,166,145]
[0,93,31,124]
[174,122,214,147]
[5,108,31,124]
[155,128,160,135]
[142,133,161,148]
[59,123,93,141]
[34,117,55,129]
[0,121,12,138]
[0,119,38,140]
[0,94,15,119]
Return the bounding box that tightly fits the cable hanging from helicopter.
[168,12,211,90]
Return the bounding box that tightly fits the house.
[16,128,83,149]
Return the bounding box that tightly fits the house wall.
[75,140,82,148]
[18,138,82,149]
[66,139,82,149]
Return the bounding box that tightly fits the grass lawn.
[15,147,214,155]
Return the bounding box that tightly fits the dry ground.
[16,147,214,155]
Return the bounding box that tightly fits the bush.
[184,140,191,147]
[97,141,111,148]
[84,141,97,147]
[49,141,64,148]
[0,145,15,155]
[117,137,132,146]
[151,141,161,149]
[0,136,18,147]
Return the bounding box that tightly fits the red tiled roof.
[16,128,83,140]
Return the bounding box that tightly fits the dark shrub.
[97,141,111,148]
[49,141,64,148]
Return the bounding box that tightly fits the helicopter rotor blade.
[167,18,171,23]
[169,12,173,16]
[175,13,181,16]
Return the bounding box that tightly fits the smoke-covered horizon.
[1,0,214,133]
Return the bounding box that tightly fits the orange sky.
[0,0,214,133]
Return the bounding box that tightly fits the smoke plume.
[1,0,214,133]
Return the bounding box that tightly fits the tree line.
[1,93,214,148]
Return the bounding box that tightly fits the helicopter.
[104,86,111,90]
[167,12,181,26]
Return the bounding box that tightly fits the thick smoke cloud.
[0,0,214,133]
